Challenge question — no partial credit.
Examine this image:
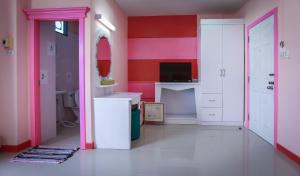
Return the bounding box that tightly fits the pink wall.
[90,0,128,143]
[93,0,128,92]
[237,0,300,157]
[0,0,30,146]
[128,38,197,60]
[0,0,18,145]
[277,0,300,157]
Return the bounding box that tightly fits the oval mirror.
[97,36,111,78]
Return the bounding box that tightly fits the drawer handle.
[208,99,216,102]
[209,113,216,116]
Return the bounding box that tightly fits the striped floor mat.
[11,146,79,164]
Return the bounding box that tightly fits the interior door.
[200,25,223,93]
[222,24,245,122]
[249,16,275,145]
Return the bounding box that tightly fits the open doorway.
[39,21,80,148]
[24,8,89,149]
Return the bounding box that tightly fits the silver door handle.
[220,69,225,77]
[223,69,226,77]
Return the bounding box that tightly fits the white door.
[200,25,223,93]
[222,24,245,122]
[249,16,275,145]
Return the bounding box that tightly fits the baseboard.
[85,142,94,149]
[0,140,31,153]
[277,143,300,165]
[198,121,244,126]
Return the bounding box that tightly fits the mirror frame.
[94,29,113,86]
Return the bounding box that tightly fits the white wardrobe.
[198,19,244,126]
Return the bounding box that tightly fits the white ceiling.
[115,0,248,16]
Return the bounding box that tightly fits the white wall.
[56,21,79,92]
[40,21,57,142]
[56,21,79,122]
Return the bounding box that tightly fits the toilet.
[73,90,80,123]
[63,90,80,124]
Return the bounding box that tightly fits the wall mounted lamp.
[95,14,116,31]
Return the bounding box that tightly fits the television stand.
[155,82,201,124]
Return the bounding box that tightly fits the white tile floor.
[43,124,80,148]
[0,125,299,176]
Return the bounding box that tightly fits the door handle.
[267,86,274,90]
[268,81,274,85]
[220,69,225,77]
[223,69,226,77]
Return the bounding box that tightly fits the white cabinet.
[200,24,223,94]
[199,19,244,125]
[94,92,142,149]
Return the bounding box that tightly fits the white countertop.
[94,92,142,104]
[155,82,200,85]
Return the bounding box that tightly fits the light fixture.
[95,14,116,31]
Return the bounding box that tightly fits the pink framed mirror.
[97,36,111,78]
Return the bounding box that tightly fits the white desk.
[155,82,201,124]
[93,92,142,149]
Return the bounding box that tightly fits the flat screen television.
[160,62,192,82]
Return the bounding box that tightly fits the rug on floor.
[11,146,80,164]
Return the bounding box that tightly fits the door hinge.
[248,76,250,83]
[248,114,250,120]
[248,36,250,43]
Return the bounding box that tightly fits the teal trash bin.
[131,107,140,141]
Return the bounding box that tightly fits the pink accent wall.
[128,81,155,101]
[238,0,300,157]
[128,38,197,60]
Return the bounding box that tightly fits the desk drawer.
[199,108,222,121]
[199,94,222,108]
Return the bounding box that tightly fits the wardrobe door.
[222,24,245,122]
[200,25,223,93]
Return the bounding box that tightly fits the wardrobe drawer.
[199,108,222,121]
[199,94,222,108]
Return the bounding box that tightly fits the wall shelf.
[97,83,118,88]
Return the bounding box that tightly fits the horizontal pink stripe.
[128,38,197,60]
[128,81,155,100]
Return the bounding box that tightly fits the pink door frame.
[245,8,279,146]
[24,7,90,149]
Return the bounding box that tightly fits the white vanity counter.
[95,92,142,105]
[93,92,142,150]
